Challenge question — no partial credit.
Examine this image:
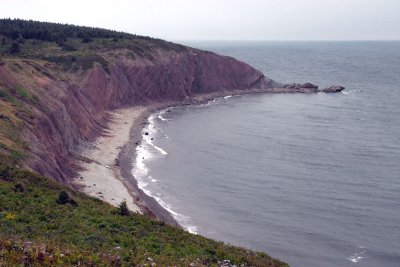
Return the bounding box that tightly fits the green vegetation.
[117,200,130,216]
[0,89,11,100]
[0,165,287,266]
[0,18,188,70]
[12,85,30,101]
[0,83,34,166]
[0,18,137,43]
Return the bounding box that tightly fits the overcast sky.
[1,0,400,41]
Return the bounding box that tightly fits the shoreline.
[76,87,302,228]
[75,107,146,214]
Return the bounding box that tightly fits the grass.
[12,85,31,101]
[0,82,34,166]
[0,165,288,266]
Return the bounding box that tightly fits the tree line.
[0,18,152,43]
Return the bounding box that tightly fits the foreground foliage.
[0,165,287,266]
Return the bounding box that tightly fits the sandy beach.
[75,101,180,225]
[76,106,148,213]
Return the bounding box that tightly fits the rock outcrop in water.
[262,83,345,94]
[322,85,346,93]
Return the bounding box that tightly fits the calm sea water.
[133,42,400,267]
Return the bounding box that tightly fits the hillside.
[0,164,287,266]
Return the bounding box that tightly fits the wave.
[342,89,361,95]
[143,187,198,234]
[157,109,170,122]
[347,247,367,263]
[144,115,168,155]
[131,113,198,234]
[149,175,158,183]
[150,141,168,155]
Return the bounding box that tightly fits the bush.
[56,190,77,206]
[9,43,20,54]
[82,37,93,43]
[117,200,130,216]
[56,190,70,204]
[61,43,77,51]
[13,85,30,101]
[0,90,8,99]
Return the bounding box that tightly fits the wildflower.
[6,212,15,220]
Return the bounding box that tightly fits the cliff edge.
[0,19,272,184]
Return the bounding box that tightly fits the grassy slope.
[0,58,55,167]
[0,165,287,266]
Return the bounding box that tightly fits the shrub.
[9,42,21,54]
[10,150,24,163]
[61,43,77,51]
[13,183,25,192]
[0,90,7,99]
[57,190,70,205]
[117,201,130,216]
[14,85,30,100]
[56,190,78,206]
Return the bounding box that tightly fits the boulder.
[322,85,345,93]
[301,83,318,89]
[283,83,318,92]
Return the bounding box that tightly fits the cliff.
[0,46,268,183]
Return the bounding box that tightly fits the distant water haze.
[132,41,400,267]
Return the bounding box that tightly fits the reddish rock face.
[5,49,266,182]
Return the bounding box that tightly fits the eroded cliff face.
[0,48,267,182]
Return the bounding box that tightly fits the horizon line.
[173,39,400,42]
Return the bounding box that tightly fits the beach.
[75,101,181,225]
[76,107,147,213]
[75,88,279,226]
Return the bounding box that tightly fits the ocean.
[132,41,400,267]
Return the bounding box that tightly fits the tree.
[56,190,78,206]
[117,200,130,216]
[9,42,20,54]
[82,36,92,43]
[57,190,70,204]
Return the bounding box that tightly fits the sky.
[1,0,400,41]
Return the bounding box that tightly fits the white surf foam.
[157,109,171,122]
[158,114,168,121]
[143,115,168,156]
[131,112,198,234]
[135,163,199,233]
[152,143,168,155]
[342,90,361,95]
[347,248,366,263]
[149,175,158,182]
